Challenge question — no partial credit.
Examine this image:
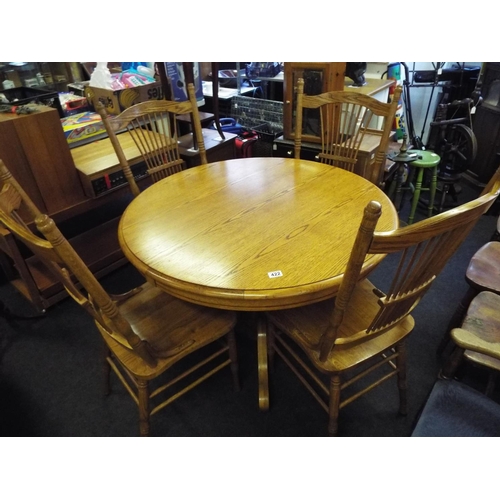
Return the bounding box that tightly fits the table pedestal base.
[257,315,269,411]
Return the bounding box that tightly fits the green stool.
[406,149,440,224]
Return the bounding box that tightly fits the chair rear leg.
[485,371,497,397]
[440,346,465,380]
[395,341,408,415]
[137,379,150,437]
[227,329,240,392]
[328,375,341,437]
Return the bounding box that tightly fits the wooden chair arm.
[451,327,500,361]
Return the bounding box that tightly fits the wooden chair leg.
[103,346,112,396]
[227,329,240,392]
[328,375,341,437]
[427,166,438,217]
[437,286,478,355]
[137,379,150,437]
[440,346,465,380]
[485,371,497,397]
[395,342,408,415]
[0,248,16,280]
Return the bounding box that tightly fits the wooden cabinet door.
[283,62,346,143]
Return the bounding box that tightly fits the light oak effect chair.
[294,78,402,186]
[264,167,500,436]
[95,82,207,197]
[0,159,239,437]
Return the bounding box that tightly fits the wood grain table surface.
[118,157,399,311]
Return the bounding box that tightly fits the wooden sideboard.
[0,106,86,219]
[0,105,136,311]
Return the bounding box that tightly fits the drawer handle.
[287,150,293,156]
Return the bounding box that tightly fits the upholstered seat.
[412,378,500,437]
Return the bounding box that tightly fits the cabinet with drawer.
[273,133,391,186]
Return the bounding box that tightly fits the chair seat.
[412,379,500,436]
[98,282,237,380]
[461,290,500,371]
[268,278,415,373]
[465,241,500,292]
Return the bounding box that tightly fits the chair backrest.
[318,166,500,361]
[95,83,207,197]
[294,78,402,185]
[0,159,157,367]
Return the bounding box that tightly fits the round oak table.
[118,157,399,409]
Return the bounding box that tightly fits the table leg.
[257,314,269,411]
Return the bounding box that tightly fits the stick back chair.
[0,159,238,437]
[441,290,500,396]
[265,167,500,436]
[294,78,402,185]
[437,177,500,356]
[95,82,207,197]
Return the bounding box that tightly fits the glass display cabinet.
[283,62,346,143]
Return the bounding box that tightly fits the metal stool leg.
[438,182,450,213]
[389,163,405,211]
[408,167,424,224]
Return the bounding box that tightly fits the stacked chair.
[438,175,500,358]
[413,289,500,436]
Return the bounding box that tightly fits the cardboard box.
[61,112,106,145]
[85,81,164,115]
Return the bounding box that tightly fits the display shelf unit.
[0,215,127,311]
[1,62,83,92]
[0,104,137,312]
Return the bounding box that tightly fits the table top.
[118,157,399,311]
[72,129,237,177]
[344,77,394,96]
